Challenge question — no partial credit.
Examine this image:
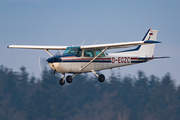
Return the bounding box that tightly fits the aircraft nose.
[46,58,52,63]
[47,57,61,63]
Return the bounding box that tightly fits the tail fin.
[138,28,158,57]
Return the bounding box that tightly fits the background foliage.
[0,65,179,120]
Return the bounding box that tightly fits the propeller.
[38,50,64,71]
[39,57,48,72]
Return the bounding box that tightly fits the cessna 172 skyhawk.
[8,28,169,85]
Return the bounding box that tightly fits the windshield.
[63,47,82,57]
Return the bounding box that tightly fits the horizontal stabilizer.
[138,56,170,60]
[144,40,161,43]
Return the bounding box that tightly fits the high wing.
[81,40,161,50]
[7,45,68,50]
[7,40,161,51]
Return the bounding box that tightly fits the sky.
[0,0,180,84]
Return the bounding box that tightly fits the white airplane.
[8,28,169,85]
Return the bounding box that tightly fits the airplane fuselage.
[47,53,150,74]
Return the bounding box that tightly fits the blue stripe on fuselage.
[62,60,111,63]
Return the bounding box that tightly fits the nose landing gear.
[59,73,77,86]
[59,73,65,85]
[59,78,65,85]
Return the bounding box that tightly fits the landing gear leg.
[91,70,105,82]
[66,73,78,83]
[54,69,56,74]
[59,73,65,85]
[72,73,78,79]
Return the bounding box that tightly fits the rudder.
[138,29,158,57]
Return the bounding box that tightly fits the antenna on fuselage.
[94,39,99,45]
[81,39,86,45]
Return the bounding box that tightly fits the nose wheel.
[59,73,65,86]
[59,74,75,86]
[59,78,65,85]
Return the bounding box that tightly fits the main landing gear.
[66,75,73,83]
[98,74,105,82]
[59,73,78,86]
[59,71,105,86]
[91,70,105,82]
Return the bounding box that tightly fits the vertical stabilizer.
[138,29,158,57]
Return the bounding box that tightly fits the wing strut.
[79,47,108,71]
[45,49,53,57]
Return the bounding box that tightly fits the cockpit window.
[84,50,94,57]
[105,52,108,55]
[96,50,105,57]
[63,47,82,57]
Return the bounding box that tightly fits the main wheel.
[66,75,73,83]
[98,74,105,82]
[59,78,65,85]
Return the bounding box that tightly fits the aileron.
[7,45,67,50]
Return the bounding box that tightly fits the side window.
[96,51,105,57]
[84,50,94,57]
[76,49,82,57]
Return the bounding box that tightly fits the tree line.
[0,65,180,120]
